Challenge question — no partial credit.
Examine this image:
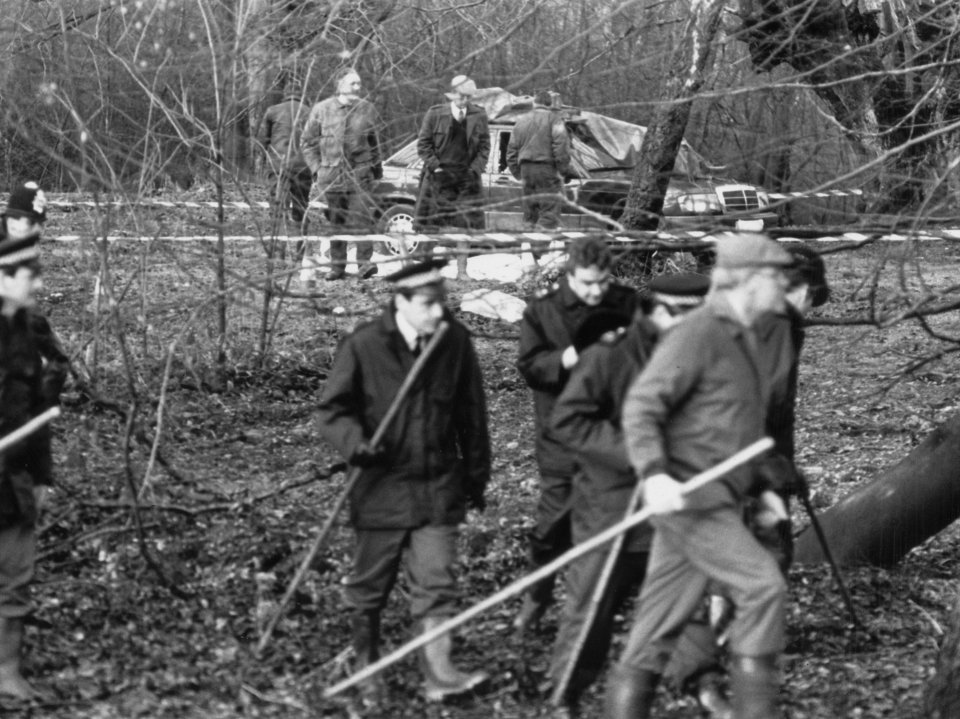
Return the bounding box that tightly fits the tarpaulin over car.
[471,87,704,176]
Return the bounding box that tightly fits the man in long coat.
[316,259,490,702]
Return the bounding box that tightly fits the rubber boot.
[350,610,385,706]
[419,616,488,701]
[603,667,659,719]
[729,654,780,719]
[0,617,39,700]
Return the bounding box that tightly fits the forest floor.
[3,211,960,718]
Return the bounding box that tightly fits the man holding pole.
[316,258,490,703]
[547,273,719,716]
[0,197,66,699]
[514,236,637,634]
[605,232,795,719]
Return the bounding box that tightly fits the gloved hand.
[561,345,579,370]
[754,490,789,528]
[466,492,487,513]
[350,441,385,468]
[642,473,686,515]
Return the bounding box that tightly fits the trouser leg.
[527,474,573,606]
[0,523,37,699]
[404,524,459,621]
[342,528,406,613]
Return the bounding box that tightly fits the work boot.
[324,268,346,281]
[358,262,378,279]
[729,654,781,719]
[603,667,659,719]
[0,617,39,700]
[512,594,548,636]
[696,670,733,718]
[350,610,385,706]
[418,616,488,701]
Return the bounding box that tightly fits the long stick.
[324,437,774,698]
[256,321,450,656]
[795,475,863,629]
[549,478,645,706]
[0,406,61,454]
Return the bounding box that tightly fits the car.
[372,89,779,254]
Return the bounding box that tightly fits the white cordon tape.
[45,188,864,211]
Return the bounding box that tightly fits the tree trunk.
[794,412,960,567]
[619,0,724,230]
[923,593,960,718]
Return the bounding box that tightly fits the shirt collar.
[449,102,467,119]
[394,309,420,351]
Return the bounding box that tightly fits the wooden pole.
[255,322,450,656]
[324,437,774,699]
[0,406,61,454]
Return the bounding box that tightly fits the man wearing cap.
[604,232,795,719]
[506,92,571,231]
[547,273,723,716]
[514,236,638,634]
[0,211,65,699]
[257,85,313,252]
[415,75,490,277]
[301,68,382,280]
[316,259,490,702]
[752,243,831,571]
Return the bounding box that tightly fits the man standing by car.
[301,68,382,281]
[515,236,637,635]
[257,85,312,256]
[506,92,571,231]
[415,75,490,277]
[605,232,795,719]
[316,258,490,702]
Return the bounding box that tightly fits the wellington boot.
[603,667,659,719]
[730,654,781,719]
[419,616,488,701]
[0,618,40,700]
[350,611,385,707]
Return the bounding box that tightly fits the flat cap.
[647,272,710,308]
[713,231,793,269]
[385,258,448,289]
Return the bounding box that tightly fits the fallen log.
[794,412,960,567]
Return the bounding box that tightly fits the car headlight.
[677,192,722,214]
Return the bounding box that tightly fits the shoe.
[0,618,40,700]
[324,269,346,281]
[696,671,733,718]
[358,262,378,279]
[513,594,548,636]
[419,616,488,701]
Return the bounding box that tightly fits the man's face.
[648,301,701,332]
[567,265,611,307]
[0,264,42,310]
[396,287,446,335]
[749,267,789,314]
[337,73,362,102]
[5,215,41,241]
[451,93,471,110]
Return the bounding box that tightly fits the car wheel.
[375,204,420,256]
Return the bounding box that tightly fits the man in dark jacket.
[515,236,637,634]
[548,274,724,716]
[506,93,571,231]
[301,68,382,280]
[316,259,490,702]
[257,90,313,252]
[0,189,66,698]
[605,232,795,719]
[415,75,490,278]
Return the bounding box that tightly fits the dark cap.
[4,182,47,223]
[573,309,632,352]
[786,244,830,307]
[647,273,710,309]
[385,259,448,289]
[713,231,793,269]
[0,235,40,268]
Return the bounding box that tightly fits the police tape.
[44,188,864,211]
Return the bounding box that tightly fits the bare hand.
[643,473,686,515]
